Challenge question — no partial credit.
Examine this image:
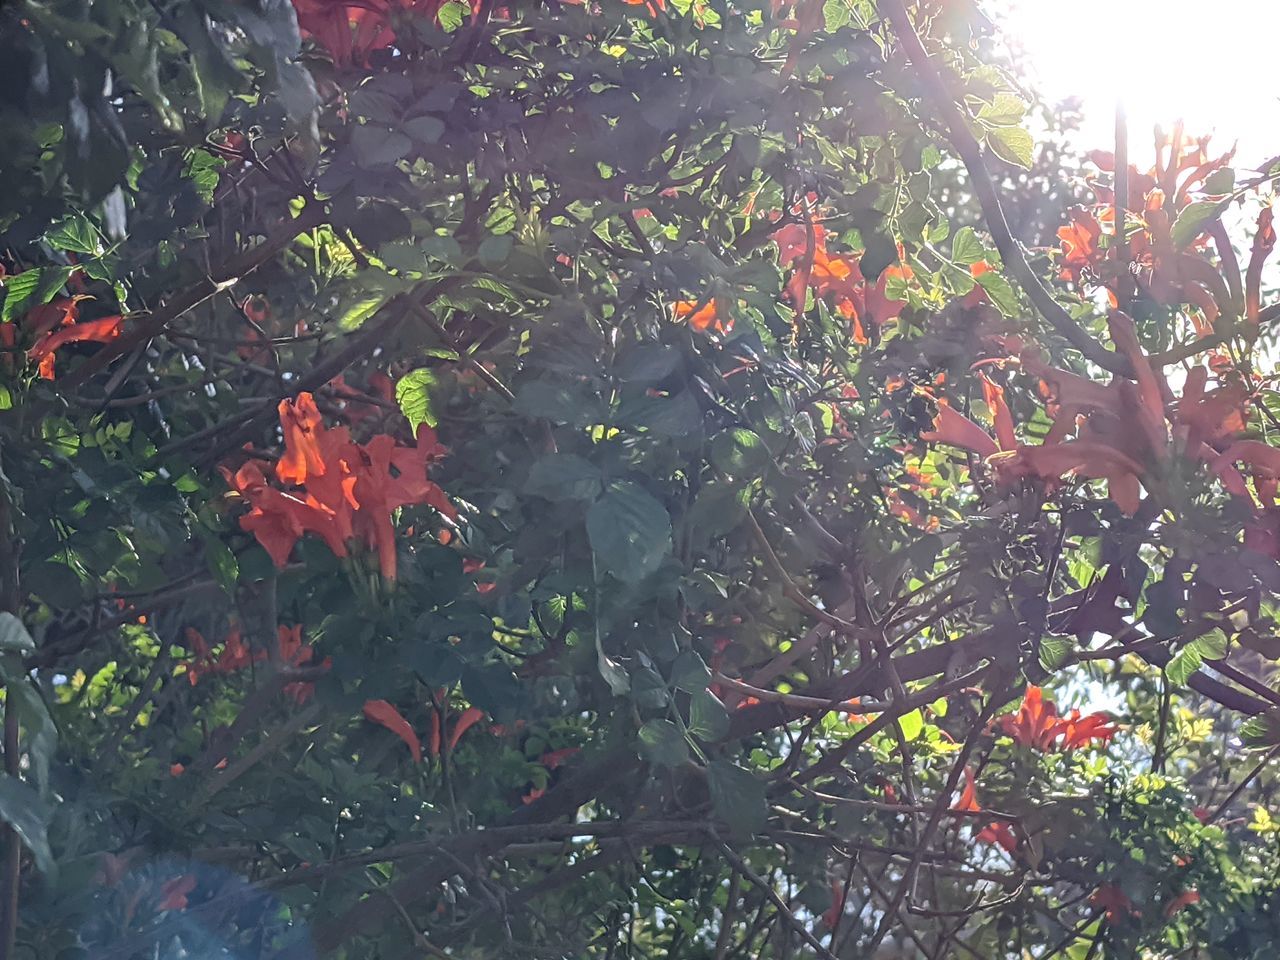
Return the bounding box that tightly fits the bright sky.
[1003,0,1280,172]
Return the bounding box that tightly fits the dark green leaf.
[352,126,412,168]
[670,649,711,693]
[404,116,446,144]
[0,614,34,656]
[0,775,52,874]
[688,689,730,742]
[587,482,672,581]
[707,760,766,834]
[638,719,688,767]
[525,454,603,502]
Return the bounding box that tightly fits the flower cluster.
[291,0,446,67]
[772,217,911,344]
[184,623,327,703]
[362,699,485,762]
[953,688,1115,856]
[1,295,122,380]
[922,311,1250,516]
[998,685,1117,752]
[1056,131,1262,329]
[222,392,454,580]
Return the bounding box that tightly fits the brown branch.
[714,836,839,960]
[59,201,328,391]
[0,444,23,957]
[880,0,1129,377]
[190,701,322,806]
[863,683,1012,956]
[745,508,868,638]
[1206,742,1280,823]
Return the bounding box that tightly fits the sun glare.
[1003,0,1280,168]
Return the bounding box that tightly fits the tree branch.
[880,0,1130,377]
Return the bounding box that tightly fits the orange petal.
[362,700,422,763]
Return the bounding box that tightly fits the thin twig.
[714,836,838,960]
[1206,743,1280,824]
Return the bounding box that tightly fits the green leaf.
[670,649,711,693]
[336,291,392,331]
[404,115,446,144]
[9,681,56,794]
[183,149,225,204]
[587,482,672,581]
[1166,644,1203,687]
[977,93,1029,127]
[638,719,689,767]
[525,454,603,501]
[396,368,438,430]
[976,270,1019,316]
[986,125,1034,168]
[1240,709,1280,748]
[597,638,631,696]
[0,775,53,874]
[1038,636,1074,673]
[1,266,75,322]
[859,230,899,282]
[707,760,766,834]
[203,537,239,594]
[478,234,514,267]
[45,214,100,255]
[823,0,850,30]
[516,380,596,425]
[352,125,412,168]
[0,613,34,656]
[1203,168,1235,195]
[688,689,730,741]
[897,708,924,742]
[1171,200,1225,249]
[710,428,771,478]
[1194,627,1230,661]
[951,226,984,265]
[687,482,750,543]
[616,343,681,383]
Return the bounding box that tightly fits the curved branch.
[880,0,1130,377]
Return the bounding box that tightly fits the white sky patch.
[1002,0,1280,172]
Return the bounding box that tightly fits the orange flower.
[1247,205,1275,323]
[999,685,1060,751]
[447,707,485,751]
[1090,883,1138,925]
[28,314,123,379]
[276,393,329,485]
[977,821,1018,854]
[954,765,981,812]
[921,401,1001,459]
[278,623,328,703]
[674,298,729,333]
[362,699,423,763]
[1166,889,1201,917]
[157,874,197,912]
[540,747,580,769]
[224,394,452,579]
[292,0,450,66]
[998,686,1116,752]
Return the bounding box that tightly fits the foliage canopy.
[1,1,1280,958]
